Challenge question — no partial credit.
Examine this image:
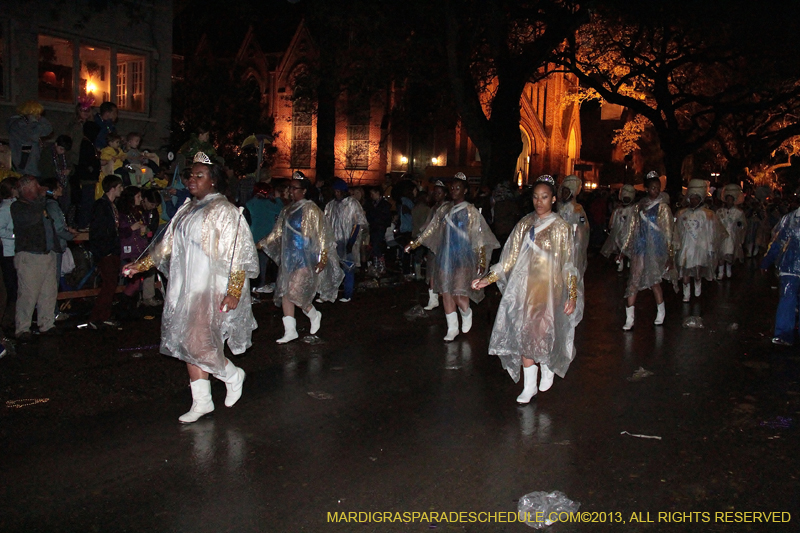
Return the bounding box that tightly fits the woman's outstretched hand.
[220,295,239,313]
[122,263,139,277]
[564,299,576,316]
[472,277,489,291]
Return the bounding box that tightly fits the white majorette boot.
[726,263,732,278]
[460,306,473,333]
[539,364,555,392]
[623,306,635,330]
[717,265,724,280]
[277,316,298,344]
[443,311,459,342]
[220,359,246,408]
[694,278,702,297]
[424,289,439,311]
[179,379,214,424]
[682,283,691,302]
[516,365,538,404]
[304,306,322,335]
[654,302,666,325]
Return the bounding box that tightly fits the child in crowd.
[100,133,126,178]
[125,132,160,185]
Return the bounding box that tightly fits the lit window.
[37,34,147,113]
[118,52,145,112]
[79,44,111,102]
[291,99,312,168]
[38,35,74,103]
[346,99,370,170]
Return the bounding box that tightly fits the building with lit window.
[239,22,582,186]
[0,1,172,149]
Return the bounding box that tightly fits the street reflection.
[181,419,216,470]
[517,403,552,440]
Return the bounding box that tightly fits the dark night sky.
[173,0,303,57]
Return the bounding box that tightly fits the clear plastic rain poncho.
[558,201,589,276]
[556,201,588,324]
[260,199,344,308]
[600,203,635,257]
[716,207,746,262]
[149,193,259,376]
[420,201,445,284]
[762,207,800,275]
[488,213,579,382]
[324,195,368,270]
[414,201,499,303]
[620,195,674,298]
[673,205,727,280]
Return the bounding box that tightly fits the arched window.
[566,127,577,175]
[289,66,313,168]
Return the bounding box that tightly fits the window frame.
[36,32,150,115]
[345,98,371,170]
[291,97,313,169]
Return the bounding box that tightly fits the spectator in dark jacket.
[88,175,123,329]
[93,101,118,150]
[76,121,101,230]
[10,175,61,341]
[365,187,392,274]
[39,135,74,218]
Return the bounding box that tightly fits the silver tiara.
[193,152,213,165]
[535,175,555,186]
[434,180,446,188]
[292,171,305,180]
[454,172,467,181]
[646,171,659,179]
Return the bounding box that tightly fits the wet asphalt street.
[1,257,799,532]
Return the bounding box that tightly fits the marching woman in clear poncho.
[324,178,368,303]
[405,173,499,342]
[673,179,727,302]
[259,172,343,344]
[618,173,674,330]
[472,175,579,404]
[124,152,258,423]
[715,183,746,280]
[601,184,636,272]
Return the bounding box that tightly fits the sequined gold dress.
[149,193,259,376]
[487,212,578,382]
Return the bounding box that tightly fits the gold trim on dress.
[134,255,155,272]
[227,270,246,299]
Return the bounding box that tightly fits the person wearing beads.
[405,172,499,342]
[123,152,258,424]
[472,175,578,403]
[258,171,343,344]
[618,173,674,330]
[715,183,746,280]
